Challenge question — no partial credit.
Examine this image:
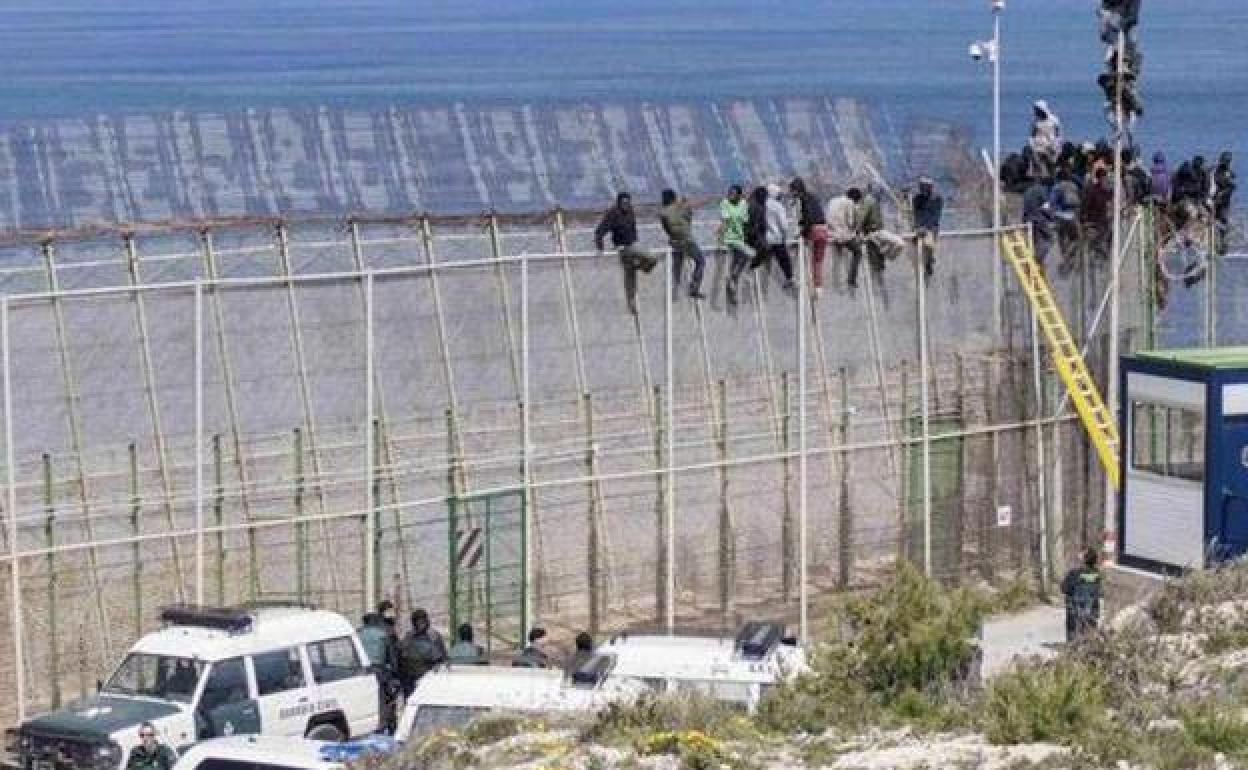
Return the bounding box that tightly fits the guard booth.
[1119,348,1248,572]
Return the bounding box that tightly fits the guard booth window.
[1131,402,1205,481]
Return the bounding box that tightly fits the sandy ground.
[979,603,1067,679]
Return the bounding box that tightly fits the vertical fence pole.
[194,282,204,605]
[4,297,26,723]
[1105,28,1125,553]
[899,361,910,562]
[652,387,666,623]
[665,246,676,633]
[43,453,60,707]
[520,253,532,638]
[917,238,933,577]
[584,392,599,635]
[717,379,733,622]
[781,372,793,601]
[129,443,142,635]
[797,238,809,644]
[365,272,376,611]
[838,367,852,589]
[293,427,305,601]
[983,359,998,580]
[213,434,225,605]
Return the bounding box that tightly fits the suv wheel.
[305,722,345,742]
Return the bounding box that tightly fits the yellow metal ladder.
[1000,229,1121,488]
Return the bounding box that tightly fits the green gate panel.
[448,490,527,654]
[903,414,964,578]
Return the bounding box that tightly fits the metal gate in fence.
[447,490,527,653]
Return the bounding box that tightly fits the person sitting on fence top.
[448,622,487,665]
[1150,152,1171,208]
[1029,101,1063,175]
[659,189,706,300]
[1213,151,1236,254]
[789,177,829,299]
[826,187,861,292]
[912,176,944,281]
[752,182,796,293]
[512,627,553,669]
[595,192,658,316]
[1023,175,1055,265]
[1080,166,1114,262]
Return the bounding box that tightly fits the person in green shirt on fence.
[718,184,753,308]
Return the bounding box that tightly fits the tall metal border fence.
[2,198,1214,726]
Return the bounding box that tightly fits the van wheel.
[305,722,345,742]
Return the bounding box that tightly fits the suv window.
[199,658,249,712]
[252,649,306,696]
[308,637,364,683]
[194,760,307,770]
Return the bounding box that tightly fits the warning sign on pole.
[996,505,1012,528]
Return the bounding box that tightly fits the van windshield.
[105,654,203,703]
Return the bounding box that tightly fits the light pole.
[969,0,1004,337]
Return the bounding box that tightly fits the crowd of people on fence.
[594,175,940,315]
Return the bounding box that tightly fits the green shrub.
[584,692,751,747]
[1181,700,1248,757]
[460,714,526,745]
[982,657,1107,746]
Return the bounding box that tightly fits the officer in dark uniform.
[357,612,401,732]
[126,723,175,770]
[399,608,447,695]
[565,631,595,676]
[1061,548,1104,643]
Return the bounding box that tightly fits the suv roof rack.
[240,599,318,612]
[160,605,253,633]
[735,621,784,661]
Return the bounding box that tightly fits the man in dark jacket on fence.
[1061,548,1104,643]
[1214,151,1236,254]
[399,608,448,695]
[1080,168,1113,262]
[596,192,658,315]
[912,177,944,280]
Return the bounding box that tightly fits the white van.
[6,605,380,770]
[395,663,645,743]
[595,622,806,711]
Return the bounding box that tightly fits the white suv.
[6,605,380,770]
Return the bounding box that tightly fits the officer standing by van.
[126,723,175,770]
[357,612,401,732]
[399,608,448,695]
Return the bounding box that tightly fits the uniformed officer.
[126,723,175,770]
[357,612,401,732]
[565,631,595,675]
[1061,548,1104,643]
[399,608,447,695]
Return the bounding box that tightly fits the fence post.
[838,367,852,589]
[781,372,793,601]
[955,354,967,581]
[43,453,60,708]
[982,359,998,581]
[129,442,142,637]
[898,361,910,563]
[213,434,225,605]
[372,417,383,612]
[584,392,600,635]
[717,379,735,622]
[652,386,666,624]
[293,427,305,601]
